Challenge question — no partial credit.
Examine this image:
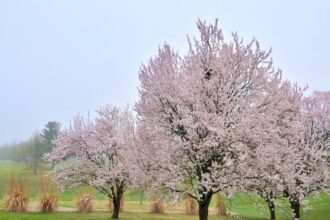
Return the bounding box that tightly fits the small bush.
[150,194,164,214]
[216,193,226,216]
[4,173,29,212]
[184,194,198,215]
[39,192,57,212]
[75,193,94,212]
[4,186,29,212]
[108,195,125,212]
[39,176,57,212]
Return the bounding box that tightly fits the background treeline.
[0,121,60,174]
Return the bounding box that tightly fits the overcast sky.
[0,0,329,145]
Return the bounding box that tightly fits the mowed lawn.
[0,162,330,220]
[1,206,330,220]
[0,211,236,220]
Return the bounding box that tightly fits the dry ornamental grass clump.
[4,173,29,212]
[75,193,94,212]
[39,192,57,212]
[39,176,58,212]
[4,186,29,212]
[108,195,125,212]
[216,193,226,216]
[150,194,165,214]
[184,194,198,215]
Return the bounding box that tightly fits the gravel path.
[27,201,238,216]
[28,202,76,212]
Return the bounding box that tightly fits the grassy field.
[0,161,329,220]
[0,162,110,201]
[0,211,239,220]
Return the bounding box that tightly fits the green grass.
[0,162,108,201]
[0,211,232,220]
[0,162,145,201]
[0,161,329,220]
[0,208,329,220]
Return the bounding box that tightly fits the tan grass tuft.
[184,194,198,215]
[150,194,164,214]
[4,173,29,212]
[75,193,94,212]
[39,176,57,212]
[4,187,29,212]
[216,192,226,216]
[39,192,57,212]
[108,194,125,212]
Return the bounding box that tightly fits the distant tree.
[41,121,60,153]
[14,141,29,162]
[26,134,45,174]
[0,121,60,168]
[0,145,11,161]
[0,142,28,162]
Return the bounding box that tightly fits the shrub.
[39,176,57,212]
[216,193,226,216]
[108,195,125,212]
[39,192,57,212]
[4,174,29,212]
[150,194,164,214]
[75,193,94,212]
[184,194,198,215]
[4,187,29,212]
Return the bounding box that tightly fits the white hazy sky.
[0,0,329,144]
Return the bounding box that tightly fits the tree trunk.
[198,193,213,220]
[261,192,276,220]
[290,200,300,220]
[112,196,121,219]
[140,189,144,205]
[267,199,276,220]
[110,181,126,219]
[33,160,37,174]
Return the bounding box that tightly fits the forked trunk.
[264,196,276,220]
[290,200,300,220]
[110,181,125,219]
[198,193,213,220]
[112,196,121,219]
